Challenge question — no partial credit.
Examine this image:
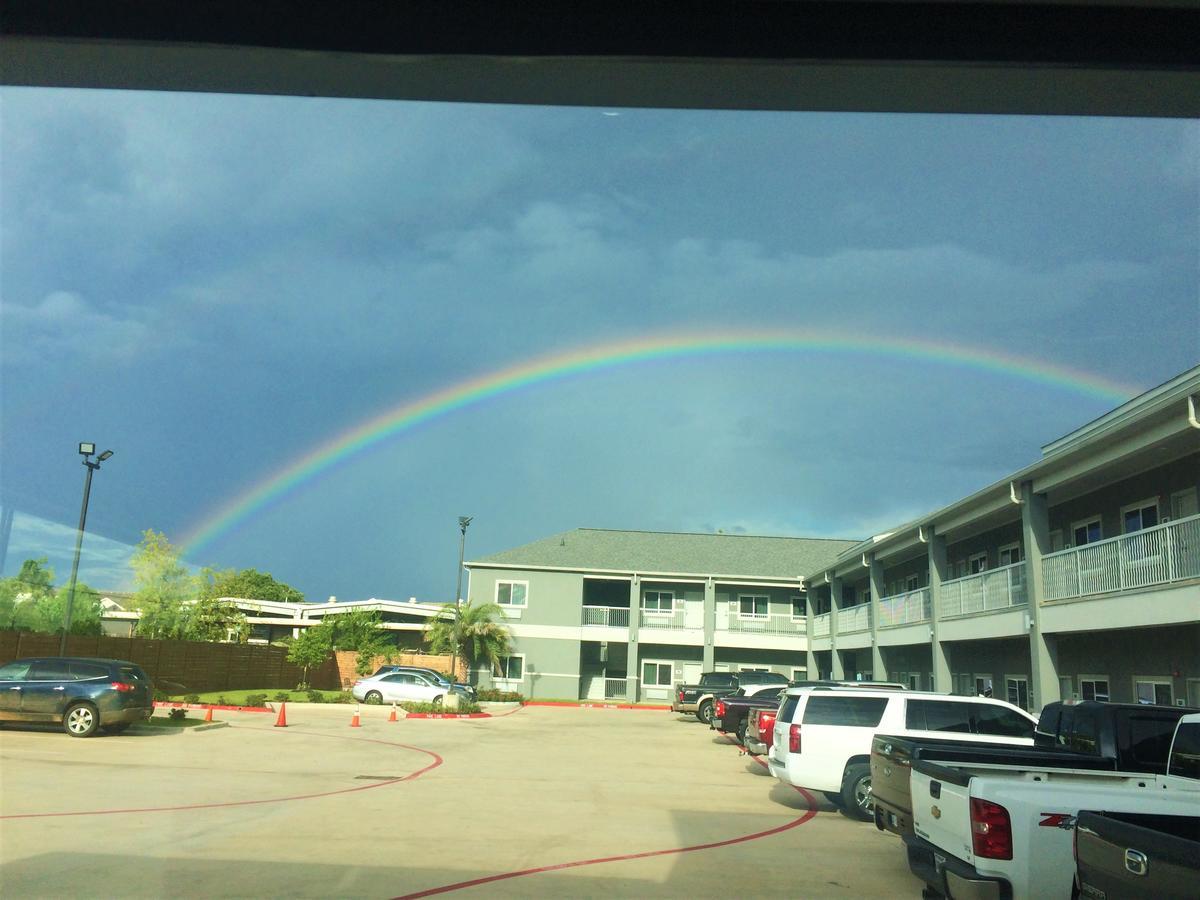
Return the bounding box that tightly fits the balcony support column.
[928,531,952,692]
[627,575,641,702]
[702,578,716,671]
[806,592,818,680]
[1021,481,1060,712]
[830,574,845,680]
[868,554,886,681]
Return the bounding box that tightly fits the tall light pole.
[60,443,114,654]
[450,515,472,680]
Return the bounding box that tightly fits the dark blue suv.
[0,657,154,737]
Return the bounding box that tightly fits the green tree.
[324,608,387,651]
[286,625,332,689]
[424,600,511,680]
[31,583,103,635]
[131,529,196,639]
[0,558,58,630]
[182,594,249,643]
[198,567,304,604]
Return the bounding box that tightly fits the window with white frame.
[998,543,1022,566]
[738,594,769,619]
[495,580,528,607]
[974,675,994,696]
[739,666,769,673]
[905,573,920,592]
[1121,498,1160,533]
[1072,516,1102,547]
[791,668,806,682]
[1134,677,1173,705]
[642,590,674,613]
[494,655,524,681]
[791,595,806,621]
[969,552,988,575]
[1079,676,1110,702]
[1006,676,1030,710]
[641,661,673,686]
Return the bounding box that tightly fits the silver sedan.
[352,671,447,706]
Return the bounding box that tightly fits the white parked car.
[352,671,447,706]
[767,687,1038,820]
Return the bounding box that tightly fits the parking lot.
[0,705,918,898]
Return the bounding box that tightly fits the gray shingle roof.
[470,528,859,580]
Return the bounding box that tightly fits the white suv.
[767,687,1037,820]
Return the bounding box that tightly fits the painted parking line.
[0,727,443,820]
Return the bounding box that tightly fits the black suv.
[0,657,154,737]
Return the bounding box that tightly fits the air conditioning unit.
[600,641,609,663]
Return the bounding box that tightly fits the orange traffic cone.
[274,701,288,728]
[350,705,362,728]
[388,703,398,723]
[203,706,214,723]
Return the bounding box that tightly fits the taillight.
[678,689,685,702]
[789,723,802,753]
[970,798,1013,860]
[715,700,726,718]
[760,710,777,748]
[110,682,135,692]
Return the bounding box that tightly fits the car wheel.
[364,691,383,705]
[841,764,874,821]
[64,702,100,738]
[431,695,443,708]
[697,700,713,724]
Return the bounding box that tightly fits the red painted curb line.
[524,701,671,711]
[154,701,273,714]
[404,712,490,719]
[1,727,442,820]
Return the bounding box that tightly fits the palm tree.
[425,599,511,680]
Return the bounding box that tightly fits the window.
[1168,723,1200,780]
[1128,715,1181,769]
[642,661,672,686]
[1134,678,1173,705]
[29,660,73,680]
[495,581,528,607]
[998,543,1022,566]
[906,699,972,733]
[907,673,920,690]
[802,695,889,727]
[969,552,988,575]
[905,573,920,592]
[642,590,674,613]
[791,595,806,621]
[1079,676,1110,702]
[1006,676,1030,710]
[973,703,1035,738]
[739,666,769,673]
[1122,498,1160,533]
[738,595,769,619]
[72,662,111,680]
[494,655,524,681]
[974,675,994,697]
[1072,516,1102,547]
[791,668,806,682]
[0,661,32,681]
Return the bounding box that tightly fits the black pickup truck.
[671,671,788,723]
[871,700,1196,839]
[711,686,786,743]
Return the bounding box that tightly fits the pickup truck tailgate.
[1075,811,1200,900]
[911,763,977,863]
[871,737,914,830]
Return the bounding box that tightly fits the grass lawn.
[168,689,349,705]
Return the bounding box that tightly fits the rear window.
[118,665,148,682]
[802,695,889,727]
[1070,709,1100,754]
[1167,723,1200,780]
[906,699,972,733]
[702,673,736,686]
[973,703,1034,738]
[1128,715,1179,768]
[73,662,111,680]
[778,694,802,724]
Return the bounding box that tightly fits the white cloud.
[1,291,156,364]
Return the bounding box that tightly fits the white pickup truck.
[905,711,1200,900]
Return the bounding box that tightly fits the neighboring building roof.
[469,528,859,581]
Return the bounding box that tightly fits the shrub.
[184,693,201,703]
[168,708,187,720]
[333,690,354,704]
[216,695,229,706]
[152,688,170,702]
[273,691,290,702]
[244,693,267,708]
[295,682,310,691]
[400,700,481,715]
[476,689,526,703]
[306,689,325,703]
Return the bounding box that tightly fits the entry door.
[681,662,702,684]
[1189,680,1200,708]
[684,599,704,629]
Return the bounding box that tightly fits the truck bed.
[1075,810,1200,900]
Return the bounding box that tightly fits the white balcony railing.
[719,613,806,636]
[940,562,1027,617]
[582,606,630,627]
[603,678,628,700]
[812,613,831,637]
[639,608,690,629]
[878,588,932,627]
[1042,513,1200,601]
[836,604,871,634]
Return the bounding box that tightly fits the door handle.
[53,686,66,691]
[8,687,20,691]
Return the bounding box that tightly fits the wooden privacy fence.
[0,631,341,693]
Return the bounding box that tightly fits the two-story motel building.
[467,364,1199,709]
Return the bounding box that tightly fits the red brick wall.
[331,650,464,689]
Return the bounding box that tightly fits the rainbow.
[181,329,1141,559]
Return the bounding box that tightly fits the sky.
[1,88,1197,602]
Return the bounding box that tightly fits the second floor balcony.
[581,605,630,627]
[639,608,692,629]
[716,611,806,636]
[837,604,871,634]
[812,612,831,637]
[878,588,931,627]
[1042,512,1200,602]
[940,561,1026,617]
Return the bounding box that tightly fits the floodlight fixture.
[79,442,96,456]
